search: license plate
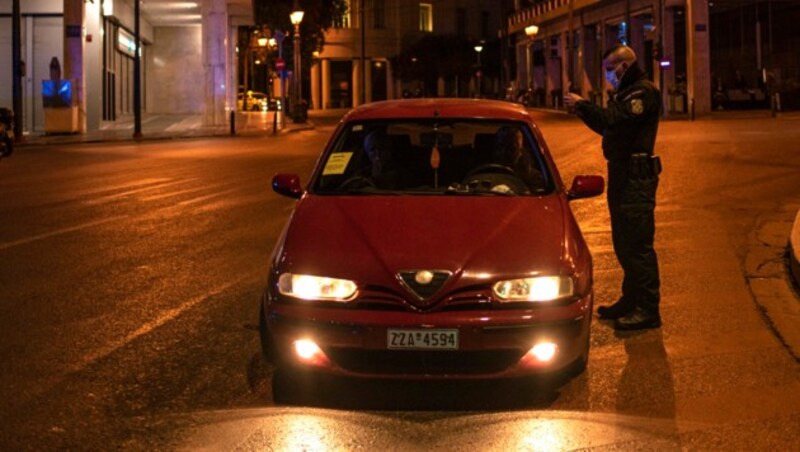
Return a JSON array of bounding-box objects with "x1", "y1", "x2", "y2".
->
[{"x1": 387, "y1": 329, "x2": 458, "y2": 350}]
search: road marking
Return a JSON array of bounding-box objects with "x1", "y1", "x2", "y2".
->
[
  {"x1": 83, "y1": 179, "x2": 192, "y2": 205},
  {"x1": 55, "y1": 177, "x2": 171, "y2": 201},
  {"x1": 0, "y1": 215, "x2": 129, "y2": 251},
  {"x1": 139, "y1": 184, "x2": 210, "y2": 201},
  {"x1": 176, "y1": 187, "x2": 241, "y2": 206},
  {"x1": 70, "y1": 276, "x2": 249, "y2": 373}
]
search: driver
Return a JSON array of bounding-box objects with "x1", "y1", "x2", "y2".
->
[{"x1": 491, "y1": 127, "x2": 545, "y2": 193}]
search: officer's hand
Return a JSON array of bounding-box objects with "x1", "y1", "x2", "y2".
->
[{"x1": 563, "y1": 93, "x2": 584, "y2": 107}]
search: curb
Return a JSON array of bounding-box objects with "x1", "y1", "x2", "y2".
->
[
  {"x1": 791, "y1": 209, "x2": 800, "y2": 290},
  {"x1": 745, "y1": 210, "x2": 800, "y2": 362},
  {"x1": 13, "y1": 122, "x2": 316, "y2": 147}
]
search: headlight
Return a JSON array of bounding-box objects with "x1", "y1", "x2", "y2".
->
[
  {"x1": 278, "y1": 273, "x2": 357, "y2": 301},
  {"x1": 493, "y1": 276, "x2": 574, "y2": 302}
]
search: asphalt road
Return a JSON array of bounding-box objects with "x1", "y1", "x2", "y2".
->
[{"x1": 1, "y1": 111, "x2": 799, "y2": 450}]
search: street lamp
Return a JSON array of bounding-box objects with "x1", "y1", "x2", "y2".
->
[
  {"x1": 525, "y1": 25, "x2": 539, "y2": 38},
  {"x1": 290, "y1": 9, "x2": 304, "y2": 122}
]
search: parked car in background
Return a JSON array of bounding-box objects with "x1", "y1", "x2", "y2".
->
[{"x1": 237, "y1": 91, "x2": 280, "y2": 112}]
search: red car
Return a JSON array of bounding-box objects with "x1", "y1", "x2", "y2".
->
[{"x1": 261, "y1": 99, "x2": 604, "y2": 379}]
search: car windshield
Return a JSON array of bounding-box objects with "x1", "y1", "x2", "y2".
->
[{"x1": 313, "y1": 119, "x2": 553, "y2": 196}]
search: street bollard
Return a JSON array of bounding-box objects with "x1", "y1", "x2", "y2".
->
[
  {"x1": 230, "y1": 110, "x2": 235, "y2": 135},
  {"x1": 272, "y1": 109, "x2": 278, "y2": 134},
  {"x1": 690, "y1": 98, "x2": 695, "y2": 121}
]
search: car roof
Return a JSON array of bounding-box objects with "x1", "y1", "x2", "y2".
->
[{"x1": 342, "y1": 98, "x2": 533, "y2": 123}]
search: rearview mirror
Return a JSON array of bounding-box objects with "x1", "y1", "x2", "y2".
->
[
  {"x1": 420, "y1": 131, "x2": 453, "y2": 147},
  {"x1": 272, "y1": 173, "x2": 303, "y2": 199},
  {"x1": 567, "y1": 175, "x2": 604, "y2": 200}
]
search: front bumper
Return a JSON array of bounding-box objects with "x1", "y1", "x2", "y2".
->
[{"x1": 262, "y1": 293, "x2": 592, "y2": 379}]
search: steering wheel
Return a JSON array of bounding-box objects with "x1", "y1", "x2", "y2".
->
[
  {"x1": 338, "y1": 175, "x2": 376, "y2": 190},
  {"x1": 463, "y1": 164, "x2": 517, "y2": 180}
]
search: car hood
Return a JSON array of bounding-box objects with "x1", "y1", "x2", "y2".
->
[{"x1": 276, "y1": 195, "x2": 567, "y2": 287}]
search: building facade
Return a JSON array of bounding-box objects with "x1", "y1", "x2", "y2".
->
[
  {"x1": 0, "y1": 0, "x2": 252, "y2": 134},
  {"x1": 509, "y1": 0, "x2": 800, "y2": 114},
  {"x1": 508, "y1": 0, "x2": 712, "y2": 114},
  {"x1": 309, "y1": 0, "x2": 508, "y2": 110}
]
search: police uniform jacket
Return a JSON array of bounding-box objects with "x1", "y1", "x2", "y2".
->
[{"x1": 574, "y1": 64, "x2": 661, "y2": 164}]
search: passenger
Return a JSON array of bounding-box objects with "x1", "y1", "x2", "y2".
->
[{"x1": 363, "y1": 129, "x2": 399, "y2": 189}]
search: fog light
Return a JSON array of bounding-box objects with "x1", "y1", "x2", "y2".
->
[
  {"x1": 292, "y1": 339, "x2": 330, "y2": 367},
  {"x1": 529, "y1": 342, "x2": 558, "y2": 363}
]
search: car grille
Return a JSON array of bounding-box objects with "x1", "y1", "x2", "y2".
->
[
  {"x1": 354, "y1": 285, "x2": 493, "y2": 312},
  {"x1": 325, "y1": 348, "x2": 524, "y2": 375},
  {"x1": 397, "y1": 271, "x2": 451, "y2": 300}
]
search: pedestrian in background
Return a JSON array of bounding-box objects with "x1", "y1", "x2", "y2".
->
[{"x1": 563, "y1": 44, "x2": 663, "y2": 331}]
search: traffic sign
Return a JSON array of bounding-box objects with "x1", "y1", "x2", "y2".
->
[{"x1": 275, "y1": 58, "x2": 285, "y2": 70}]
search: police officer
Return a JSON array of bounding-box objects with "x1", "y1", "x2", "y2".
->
[{"x1": 563, "y1": 45, "x2": 662, "y2": 330}]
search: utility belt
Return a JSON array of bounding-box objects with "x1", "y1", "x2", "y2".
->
[{"x1": 629, "y1": 153, "x2": 662, "y2": 180}]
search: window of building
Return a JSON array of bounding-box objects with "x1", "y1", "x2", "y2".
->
[
  {"x1": 456, "y1": 8, "x2": 466, "y2": 36},
  {"x1": 420, "y1": 3, "x2": 433, "y2": 32},
  {"x1": 481, "y1": 11, "x2": 490, "y2": 39},
  {"x1": 334, "y1": 0, "x2": 351, "y2": 28},
  {"x1": 374, "y1": 0, "x2": 386, "y2": 29}
]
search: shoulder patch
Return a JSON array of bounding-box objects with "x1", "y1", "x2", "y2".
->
[
  {"x1": 620, "y1": 89, "x2": 645, "y2": 102},
  {"x1": 630, "y1": 98, "x2": 644, "y2": 115}
]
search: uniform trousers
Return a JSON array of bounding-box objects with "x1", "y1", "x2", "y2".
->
[{"x1": 607, "y1": 161, "x2": 660, "y2": 313}]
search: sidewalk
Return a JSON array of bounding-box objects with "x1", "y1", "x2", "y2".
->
[{"x1": 15, "y1": 110, "x2": 333, "y2": 146}]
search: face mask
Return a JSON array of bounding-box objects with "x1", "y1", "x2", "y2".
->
[{"x1": 604, "y1": 62, "x2": 624, "y2": 89}]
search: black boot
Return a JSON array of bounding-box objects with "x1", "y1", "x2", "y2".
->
[
  {"x1": 614, "y1": 307, "x2": 661, "y2": 331},
  {"x1": 597, "y1": 297, "x2": 635, "y2": 319}
]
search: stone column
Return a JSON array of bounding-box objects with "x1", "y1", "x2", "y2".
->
[
  {"x1": 437, "y1": 76, "x2": 445, "y2": 97},
  {"x1": 385, "y1": 59, "x2": 394, "y2": 99},
  {"x1": 364, "y1": 59, "x2": 372, "y2": 103},
  {"x1": 533, "y1": 43, "x2": 546, "y2": 93},
  {"x1": 321, "y1": 58, "x2": 331, "y2": 110},
  {"x1": 662, "y1": 6, "x2": 676, "y2": 114},
  {"x1": 581, "y1": 25, "x2": 597, "y2": 99},
  {"x1": 228, "y1": 24, "x2": 237, "y2": 116},
  {"x1": 576, "y1": 26, "x2": 587, "y2": 97},
  {"x1": 544, "y1": 35, "x2": 553, "y2": 107},
  {"x1": 311, "y1": 60, "x2": 321, "y2": 110},
  {"x1": 686, "y1": 0, "x2": 711, "y2": 114},
  {"x1": 560, "y1": 30, "x2": 569, "y2": 101},
  {"x1": 79, "y1": 0, "x2": 103, "y2": 130},
  {"x1": 64, "y1": 0, "x2": 86, "y2": 132},
  {"x1": 201, "y1": 0, "x2": 228, "y2": 126},
  {"x1": 545, "y1": 35, "x2": 563, "y2": 107},
  {"x1": 352, "y1": 59, "x2": 361, "y2": 107},
  {"x1": 526, "y1": 41, "x2": 534, "y2": 90}
]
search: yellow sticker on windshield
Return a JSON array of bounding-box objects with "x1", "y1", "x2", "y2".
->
[{"x1": 322, "y1": 152, "x2": 353, "y2": 175}]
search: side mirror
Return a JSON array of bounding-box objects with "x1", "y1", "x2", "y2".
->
[
  {"x1": 272, "y1": 173, "x2": 303, "y2": 199},
  {"x1": 567, "y1": 175, "x2": 605, "y2": 200}
]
